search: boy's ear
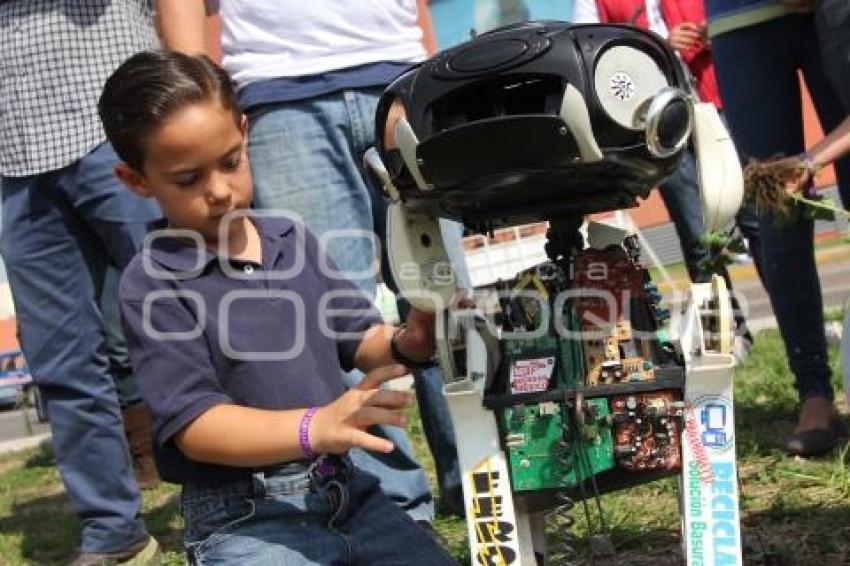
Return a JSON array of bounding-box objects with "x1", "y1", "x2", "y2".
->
[
  {"x1": 240, "y1": 113, "x2": 248, "y2": 137},
  {"x1": 114, "y1": 163, "x2": 152, "y2": 198}
]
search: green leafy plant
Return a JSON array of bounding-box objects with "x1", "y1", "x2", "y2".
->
[
  {"x1": 697, "y1": 228, "x2": 747, "y2": 278},
  {"x1": 743, "y1": 157, "x2": 842, "y2": 223}
]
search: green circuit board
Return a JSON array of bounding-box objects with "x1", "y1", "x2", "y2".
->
[
  {"x1": 504, "y1": 398, "x2": 615, "y2": 492},
  {"x1": 499, "y1": 301, "x2": 585, "y2": 392}
]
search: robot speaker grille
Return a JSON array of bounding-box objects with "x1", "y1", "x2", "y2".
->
[{"x1": 594, "y1": 45, "x2": 669, "y2": 130}]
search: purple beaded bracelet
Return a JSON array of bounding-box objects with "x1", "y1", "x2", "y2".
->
[{"x1": 299, "y1": 407, "x2": 319, "y2": 459}]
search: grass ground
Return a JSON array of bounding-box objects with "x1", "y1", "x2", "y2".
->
[{"x1": 0, "y1": 329, "x2": 848, "y2": 565}]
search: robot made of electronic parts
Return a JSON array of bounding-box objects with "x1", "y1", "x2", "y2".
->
[{"x1": 365, "y1": 21, "x2": 744, "y2": 566}]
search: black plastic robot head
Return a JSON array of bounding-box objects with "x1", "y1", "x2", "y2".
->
[{"x1": 368, "y1": 21, "x2": 694, "y2": 228}]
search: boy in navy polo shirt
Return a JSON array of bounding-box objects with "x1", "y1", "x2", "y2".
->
[{"x1": 98, "y1": 50, "x2": 456, "y2": 565}]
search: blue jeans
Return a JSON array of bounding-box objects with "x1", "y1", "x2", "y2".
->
[
  {"x1": 713, "y1": 14, "x2": 850, "y2": 401},
  {"x1": 100, "y1": 265, "x2": 142, "y2": 406},
  {"x1": 0, "y1": 142, "x2": 160, "y2": 552},
  {"x1": 246, "y1": 87, "x2": 463, "y2": 520},
  {"x1": 657, "y1": 149, "x2": 710, "y2": 283},
  {"x1": 181, "y1": 458, "x2": 456, "y2": 565}
]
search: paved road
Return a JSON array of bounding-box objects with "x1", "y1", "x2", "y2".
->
[
  {"x1": 711, "y1": 254, "x2": 850, "y2": 332},
  {"x1": 0, "y1": 406, "x2": 49, "y2": 445},
  {"x1": 657, "y1": 250, "x2": 850, "y2": 334}
]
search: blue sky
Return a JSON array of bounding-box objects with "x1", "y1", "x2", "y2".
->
[{"x1": 430, "y1": 0, "x2": 575, "y2": 49}]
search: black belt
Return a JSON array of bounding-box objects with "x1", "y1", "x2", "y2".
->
[{"x1": 183, "y1": 455, "x2": 350, "y2": 500}]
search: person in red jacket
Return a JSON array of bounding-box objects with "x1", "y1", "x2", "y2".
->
[
  {"x1": 573, "y1": 0, "x2": 757, "y2": 358},
  {"x1": 574, "y1": 0, "x2": 715, "y2": 102},
  {"x1": 578, "y1": 0, "x2": 721, "y2": 109}
]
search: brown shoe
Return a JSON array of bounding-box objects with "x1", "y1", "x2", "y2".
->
[
  {"x1": 69, "y1": 535, "x2": 161, "y2": 566},
  {"x1": 122, "y1": 403, "x2": 160, "y2": 490}
]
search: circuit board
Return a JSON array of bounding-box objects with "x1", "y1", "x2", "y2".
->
[
  {"x1": 493, "y1": 243, "x2": 685, "y2": 495},
  {"x1": 500, "y1": 328, "x2": 584, "y2": 394},
  {"x1": 504, "y1": 398, "x2": 615, "y2": 492},
  {"x1": 611, "y1": 391, "x2": 684, "y2": 471}
]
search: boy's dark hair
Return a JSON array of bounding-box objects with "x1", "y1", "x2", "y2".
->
[{"x1": 99, "y1": 50, "x2": 241, "y2": 172}]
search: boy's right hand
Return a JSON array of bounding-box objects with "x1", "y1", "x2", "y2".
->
[{"x1": 308, "y1": 364, "x2": 413, "y2": 455}]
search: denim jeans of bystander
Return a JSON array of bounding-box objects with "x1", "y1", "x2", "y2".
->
[
  {"x1": 0, "y1": 141, "x2": 160, "y2": 553},
  {"x1": 712, "y1": 14, "x2": 850, "y2": 403}
]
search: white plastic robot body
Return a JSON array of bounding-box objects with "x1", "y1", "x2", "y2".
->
[
  {"x1": 426, "y1": 224, "x2": 743, "y2": 566},
  {"x1": 366, "y1": 21, "x2": 745, "y2": 565}
]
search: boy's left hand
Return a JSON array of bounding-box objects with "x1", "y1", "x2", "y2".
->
[{"x1": 395, "y1": 308, "x2": 436, "y2": 363}]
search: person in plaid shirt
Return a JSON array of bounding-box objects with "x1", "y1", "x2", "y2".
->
[{"x1": 0, "y1": 2, "x2": 161, "y2": 563}]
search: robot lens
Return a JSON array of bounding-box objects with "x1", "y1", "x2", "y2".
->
[
  {"x1": 656, "y1": 99, "x2": 690, "y2": 151},
  {"x1": 645, "y1": 88, "x2": 692, "y2": 158}
]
